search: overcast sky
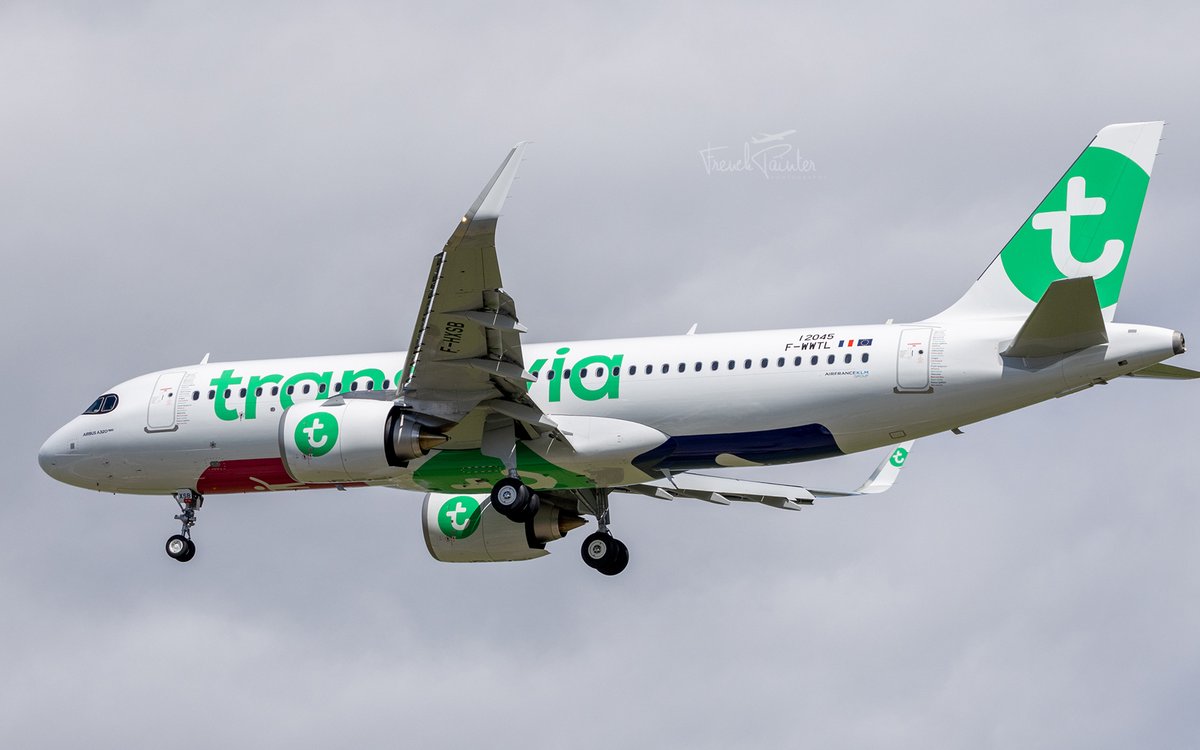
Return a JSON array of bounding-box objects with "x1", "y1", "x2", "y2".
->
[{"x1": 3, "y1": 2, "x2": 1200, "y2": 748}]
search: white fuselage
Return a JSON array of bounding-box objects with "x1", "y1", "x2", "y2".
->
[{"x1": 38, "y1": 318, "x2": 1180, "y2": 497}]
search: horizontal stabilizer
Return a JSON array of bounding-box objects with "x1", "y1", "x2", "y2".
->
[
  {"x1": 1001, "y1": 277, "x2": 1108, "y2": 358},
  {"x1": 1126, "y1": 363, "x2": 1200, "y2": 380}
]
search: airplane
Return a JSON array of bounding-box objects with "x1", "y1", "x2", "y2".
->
[
  {"x1": 38, "y1": 122, "x2": 1196, "y2": 576},
  {"x1": 750, "y1": 129, "x2": 797, "y2": 144}
]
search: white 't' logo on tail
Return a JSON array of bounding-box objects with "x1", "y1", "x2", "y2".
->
[{"x1": 1031, "y1": 176, "x2": 1125, "y2": 280}]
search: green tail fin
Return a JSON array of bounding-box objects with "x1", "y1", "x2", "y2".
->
[{"x1": 937, "y1": 122, "x2": 1164, "y2": 321}]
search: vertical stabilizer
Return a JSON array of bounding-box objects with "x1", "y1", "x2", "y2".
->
[{"x1": 934, "y1": 122, "x2": 1164, "y2": 322}]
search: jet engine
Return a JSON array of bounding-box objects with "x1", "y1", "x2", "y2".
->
[
  {"x1": 280, "y1": 400, "x2": 446, "y2": 484},
  {"x1": 423, "y1": 491, "x2": 586, "y2": 562}
]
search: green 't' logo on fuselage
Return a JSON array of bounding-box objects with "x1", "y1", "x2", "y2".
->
[
  {"x1": 295, "y1": 413, "x2": 338, "y2": 457},
  {"x1": 999, "y1": 146, "x2": 1149, "y2": 309},
  {"x1": 889, "y1": 447, "x2": 909, "y2": 467},
  {"x1": 437, "y1": 496, "x2": 482, "y2": 539}
]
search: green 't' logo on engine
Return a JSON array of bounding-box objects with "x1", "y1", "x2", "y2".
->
[
  {"x1": 295, "y1": 413, "x2": 338, "y2": 457},
  {"x1": 999, "y1": 146, "x2": 1150, "y2": 309},
  {"x1": 438, "y1": 496, "x2": 482, "y2": 539},
  {"x1": 889, "y1": 447, "x2": 909, "y2": 467}
]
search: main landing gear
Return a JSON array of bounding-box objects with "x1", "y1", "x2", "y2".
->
[
  {"x1": 488, "y1": 478, "x2": 629, "y2": 575},
  {"x1": 577, "y1": 488, "x2": 628, "y2": 576},
  {"x1": 165, "y1": 489, "x2": 202, "y2": 563},
  {"x1": 489, "y1": 476, "x2": 540, "y2": 522}
]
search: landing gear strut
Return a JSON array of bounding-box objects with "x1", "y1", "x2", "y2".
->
[
  {"x1": 165, "y1": 489, "x2": 201, "y2": 563},
  {"x1": 576, "y1": 489, "x2": 629, "y2": 576}
]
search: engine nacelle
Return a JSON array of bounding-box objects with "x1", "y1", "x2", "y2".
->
[
  {"x1": 280, "y1": 399, "x2": 445, "y2": 484},
  {"x1": 423, "y1": 492, "x2": 585, "y2": 563}
]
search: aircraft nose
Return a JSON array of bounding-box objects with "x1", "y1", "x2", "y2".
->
[{"x1": 38, "y1": 425, "x2": 75, "y2": 481}]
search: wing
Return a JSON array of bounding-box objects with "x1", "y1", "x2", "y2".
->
[
  {"x1": 398, "y1": 143, "x2": 555, "y2": 442},
  {"x1": 621, "y1": 441, "x2": 916, "y2": 510}
]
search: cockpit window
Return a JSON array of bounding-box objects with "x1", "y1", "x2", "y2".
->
[{"x1": 83, "y1": 394, "x2": 119, "y2": 415}]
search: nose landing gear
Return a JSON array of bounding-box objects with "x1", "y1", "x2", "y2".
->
[{"x1": 165, "y1": 489, "x2": 202, "y2": 563}]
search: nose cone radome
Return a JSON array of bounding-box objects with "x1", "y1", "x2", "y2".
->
[{"x1": 38, "y1": 424, "x2": 79, "y2": 484}]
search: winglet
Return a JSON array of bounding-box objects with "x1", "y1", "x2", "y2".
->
[
  {"x1": 463, "y1": 142, "x2": 528, "y2": 225},
  {"x1": 854, "y1": 441, "x2": 915, "y2": 494}
]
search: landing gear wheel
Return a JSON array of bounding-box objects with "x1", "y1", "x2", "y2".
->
[
  {"x1": 166, "y1": 534, "x2": 193, "y2": 562},
  {"x1": 490, "y1": 477, "x2": 540, "y2": 522},
  {"x1": 581, "y1": 531, "x2": 628, "y2": 575}
]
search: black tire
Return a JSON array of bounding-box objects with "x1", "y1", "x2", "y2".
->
[
  {"x1": 490, "y1": 477, "x2": 526, "y2": 518},
  {"x1": 599, "y1": 539, "x2": 629, "y2": 576},
  {"x1": 179, "y1": 539, "x2": 196, "y2": 563},
  {"x1": 165, "y1": 534, "x2": 189, "y2": 561},
  {"x1": 509, "y1": 487, "x2": 540, "y2": 522},
  {"x1": 581, "y1": 531, "x2": 618, "y2": 569}
]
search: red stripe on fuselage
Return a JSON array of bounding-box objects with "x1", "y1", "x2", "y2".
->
[{"x1": 197, "y1": 457, "x2": 364, "y2": 494}]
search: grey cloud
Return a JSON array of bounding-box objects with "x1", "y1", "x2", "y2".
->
[{"x1": 3, "y1": 1, "x2": 1200, "y2": 748}]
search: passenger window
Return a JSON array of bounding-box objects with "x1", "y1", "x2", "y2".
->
[
  {"x1": 645, "y1": 365, "x2": 653, "y2": 375},
  {"x1": 827, "y1": 355, "x2": 835, "y2": 365},
  {"x1": 239, "y1": 388, "x2": 247, "y2": 398},
  {"x1": 677, "y1": 363, "x2": 686, "y2": 373},
  {"x1": 271, "y1": 386, "x2": 279, "y2": 396},
  {"x1": 531, "y1": 371, "x2": 540, "y2": 379},
  {"x1": 760, "y1": 358, "x2": 768, "y2": 368},
  {"x1": 225, "y1": 389, "x2": 232, "y2": 399},
  {"x1": 777, "y1": 357, "x2": 785, "y2": 367},
  {"x1": 334, "y1": 383, "x2": 342, "y2": 393},
  {"x1": 711, "y1": 361, "x2": 718, "y2": 371},
  {"x1": 255, "y1": 387, "x2": 263, "y2": 397},
  {"x1": 744, "y1": 359, "x2": 751, "y2": 369},
  {"x1": 612, "y1": 367, "x2": 619, "y2": 377},
  {"x1": 564, "y1": 369, "x2": 572, "y2": 379},
  {"x1": 192, "y1": 391, "x2": 200, "y2": 401},
  {"x1": 548, "y1": 370, "x2": 556, "y2": 380},
  {"x1": 208, "y1": 390, "x2": 215, "y2": 400},
  {"x1": 810, "y1": 356, "x2": 818, "y2": 366},
  {"x1": 303, "y1": 384, "x2": 312, "y2": 394},
  {"x1": 350, "y1": 382, "x2": 359, "y2": 391},
  {"x1": 727, "y1": 360, "x2": 735, "y2": 370},
  {"x1": 694, "y1": 362, "x2": 702, "y2": 372},
  {"x1": 580, "y1": 368, "x2": 589, "y2": 379},
  {"x1": 862, "y1": 353, "x2": 870, "y2": 363},
  {"x1": 661, "y1": 364, "x2": 669, "y2": 374},
  {"x1": 629, "y1": 365, "x2": 637, "y2": 376},
  {"x1": 844, "y1": 353, "x2": 852, "y2": 364},
  {"x1": 793, "y1": 356, "x2": 802, "y2": 366},
  {"x1": 320, "y1": 383, "x2": 328, "y2": 393},
  {"x1": 366, "y1": 380, "x2": 374, "y2": 390},
  {"x1": 382, "y1": 380, "x2": 390, "y2": 390}
]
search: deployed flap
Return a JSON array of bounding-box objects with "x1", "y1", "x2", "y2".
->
[
  {"x1": 624, "y1": 442, "x2": 915, "y2": 509},
  {"x1": 1001, "y1": 277, "x2": 1108, "y2": 358},
  {"x1": 398, "y1": 144, "x2": 552, "y2": 439},
  {"x1": 1126, "y1": 363, "x2": 1200, "y2": 380}
]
